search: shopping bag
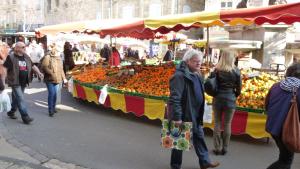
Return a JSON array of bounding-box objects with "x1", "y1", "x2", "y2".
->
[
  {"x1": 0, "y1": 91, "x2": 11, "y2": 113},
  {"x1": 67, "y1": 77, "x2": 74, "y2": 93},
  {"x1": 56, "y1": 83, "x2": 62, "y2": 104},
  {"x1": 282, "y1": 88, "x2": 300, "y2": 153},
  {"x1": 203, "y1": 103, "x2": 213, "y2": 123},
  {"x1": 161, "y1": 119, "x2": 193, "y2": 151}
]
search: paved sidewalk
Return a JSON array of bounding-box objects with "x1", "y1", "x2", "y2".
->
[
  {"x1": 1, "y1": 117, "x2": 90, "y2": 169},
  {"x1": 1, "y1": 103, "x2": 89, "y2": 169},
  {"x1": 0, "y1": 156, "x2": 48, "y2": 169},
  {"x1": 0, "y1": 114, "x2": 48, "y2": 169}
]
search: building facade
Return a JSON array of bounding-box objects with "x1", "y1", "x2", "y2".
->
[
  {"x1": 204, "y1": 0, "x2": 299, "y2": 68},
  {"x1": 43, "y1": 0, "x2": 205, "y2": 24},
  {"x1": 43, "y1": 0, "x2": 205, "y2": 38},
  {"x1": 0, "y1": 0, "x2": 44, "y2": 33},
  {"x1": 205, "y1": 0, "x2": 287, "y2": 11}
]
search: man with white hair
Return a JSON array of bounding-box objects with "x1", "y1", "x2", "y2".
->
[
  {"x1": 4, "y1": 41, "x2": 44, "y2": 124},
  {"x1": 168, "y1": 49, "x2": 220, "y2": 169}
]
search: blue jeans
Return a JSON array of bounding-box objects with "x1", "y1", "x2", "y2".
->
[
  {"x1": 170, "y1": 125, "x2": 211, "y2": 169},
  {"x1": 46, "y1": 83, "x2": 58, "y2": 113},
  {"x1": 11, "y1": 85, "x2": 28, "y2": 117},
  {"x1": 267, "y1": 135, "x2": 294, "y2": 169}
]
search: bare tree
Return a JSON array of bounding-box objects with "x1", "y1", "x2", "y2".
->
[{"x1": 236, "y1": 0, "x2": 248, "y2": 8}]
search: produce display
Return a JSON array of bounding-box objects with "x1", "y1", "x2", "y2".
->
[
  {"x1": 71, "y1": 64, "x2": 281, "y2": 111},
  {"x1": 237, "y1": 70, "x2": 279, "y2": 109},
  {"x1": 73, "y1": 67, "x2": 107, "y2": 83},
  {"x1": 72, "y1": 63, "x2": 175, "y2": 97}
]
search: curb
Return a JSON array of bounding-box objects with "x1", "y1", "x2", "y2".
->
[
  {"x1": 0, "y1": 156, "x2": 49, "y2": 169},
  {"x1": 0, "y1": 114, "x2": 89, "y2": 169}
]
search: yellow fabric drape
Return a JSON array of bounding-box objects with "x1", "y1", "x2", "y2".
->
[
  {"x1": 83, "y1": 86, "x2": 99, "y2": 104},
  {"x1": 245, "y1": 113, "x2": 270, "y2": 139},
  {"x1": 73, "y1": 84, "x2": 78, "y2": 98},
  {"x1": 145, "y1": 11, "x2": 222, "y2": 29},
  {"x1": 109, "y1": 93, "x2": 127, "y2": 113},
  {"x1": 144, "y1": 98, "x2": 165, "y2": 120}
]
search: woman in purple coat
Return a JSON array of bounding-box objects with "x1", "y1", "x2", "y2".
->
[{"x1": 265, "y1": 63, "x2": 300, "y2": 169}]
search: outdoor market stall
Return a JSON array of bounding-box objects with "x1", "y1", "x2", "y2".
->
[
  {"x1": 67, "y1": 62, "x2": 280, "y2": 139},
  {"x1": 66, "y1": 2, "x2": 300, "y2": 139}
]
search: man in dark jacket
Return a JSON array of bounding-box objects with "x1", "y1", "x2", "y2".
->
[
  {"x1": 169, "y1": 49, "x2": 219, "y2": 169},
  {"x1": 4, "y1": 42, "x2": 43, "y2": 124}
]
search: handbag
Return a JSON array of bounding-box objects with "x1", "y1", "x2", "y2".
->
[
  {"x1": 282, "y1": 87, "x2": 300, "y2": 153},
  {"x1": 204, "y1": 71, "x2": 218, "y2": 97},
  {"x1": 161, "y1": 119, "x2": 192, "y2": 151}
]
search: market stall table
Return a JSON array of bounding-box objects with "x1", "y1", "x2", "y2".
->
[{"x1": 70, "y1": 79, "x2": 270, "y2": 139}]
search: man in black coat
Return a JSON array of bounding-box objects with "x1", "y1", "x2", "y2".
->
[{"x1": 169, "y1": 49, "x2": 219, "y2": 169}]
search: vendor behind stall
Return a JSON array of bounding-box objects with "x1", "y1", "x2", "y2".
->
[{"x1": 163, "y1": 45, "x2": 173, "y2": 61}]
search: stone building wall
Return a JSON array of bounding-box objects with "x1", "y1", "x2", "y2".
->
[
  {"x1": 0, "y1": 0, "x2": 44, "y2": 32},
  {"x1": 44, "y1": 0, "x2": 204, "y2": 23}
]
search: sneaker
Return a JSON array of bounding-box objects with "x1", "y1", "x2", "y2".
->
[
  {"x1": 22, "y1": 116, "x2": 34, "y2": 124},
  {"x1": 7, "y1": 111, "x2": 17, "y2": 119}
]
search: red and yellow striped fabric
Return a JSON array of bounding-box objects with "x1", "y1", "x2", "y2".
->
[
  {"x1": 72, "y1": 83, "x2": 270, "y2": 138},
  {"x1": 100, "y1": 2, "x2": 300, "y2": 39}
]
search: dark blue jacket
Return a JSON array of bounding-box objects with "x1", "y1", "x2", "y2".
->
[
  {"x1": 265, "y1": 83, "x2": 300, "y2": 136},
  {"x1": 168, "y1": 61, "x2": 205, "y2": 125}
]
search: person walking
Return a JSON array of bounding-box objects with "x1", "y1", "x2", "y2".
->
[
  {"x1": 211, "y1": 51, "x2": 242, "y2": 155},
  {"x1": 168, "y1": 49, "x2": 220, "y2": 169},
  {"x1": 265, "y1": 63, "x2": 300, "y2": 169},
  {"x1": 41, "y1": 44, "x2": 67, "y2": 117},
  {"x1": 28, "y1": 41, "x2": 44, "y2": 81},
  {"x1": 0, "y1": 41, "x2": 9, "y2": 91},
  {"x1": 4, "y1": 42, "x2": 44, "y2": 124}
]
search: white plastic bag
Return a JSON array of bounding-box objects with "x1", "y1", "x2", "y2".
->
[
  {"x1": 0, "y1": 91, "x2": 11, "y2": 113},
  {"x1": 56, "y1": 83, "x2": 62, "y2": 104},
  {"x1": 99, "y1": 84, "x2": 108, "y2": 104},
  {"x1": 203, "y1": 103, "x2": 213, "y2": 124},
  {"x1": 68, "y1": 77, "x2": 74, "y2": 93}
]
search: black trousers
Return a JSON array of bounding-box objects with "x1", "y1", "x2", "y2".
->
[{"x1": 267, "y1": 135, "x2": 294, "y2": 169}]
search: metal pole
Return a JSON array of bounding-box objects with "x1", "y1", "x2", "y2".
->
[
  {"x1": 110, "y1": 36, "x2": 112, "y2": 47},
  {"x1": 206, "y1": 26, "x2": 210, "y2": 65}
]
